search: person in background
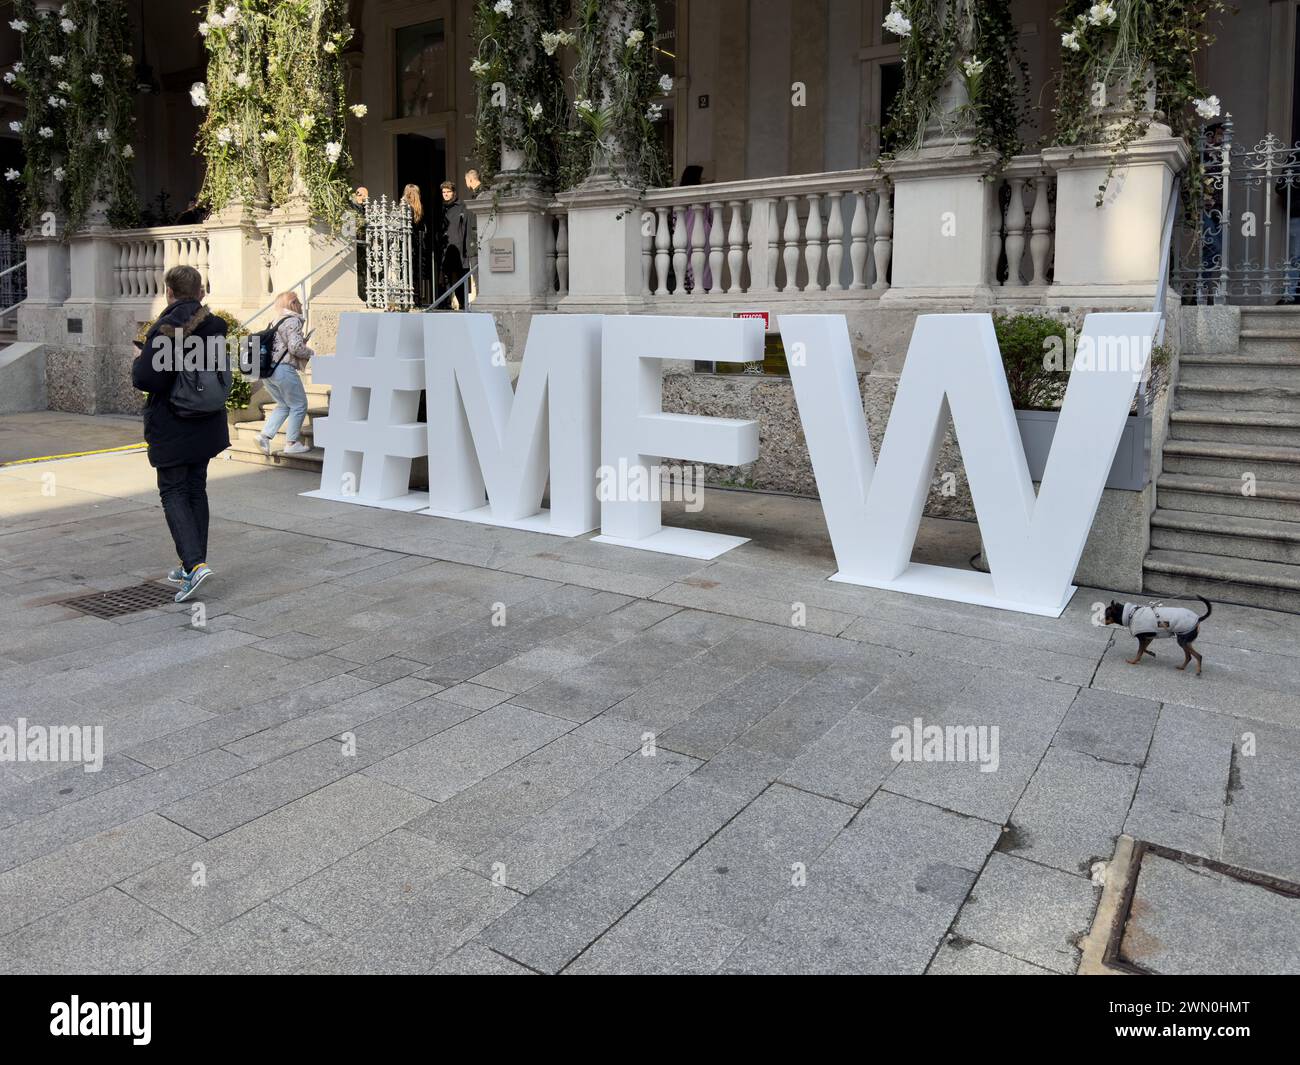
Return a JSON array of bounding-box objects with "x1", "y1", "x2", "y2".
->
[
  {"x1": 463, "y1": 169, "x2": 481, "y2": 301},
  {"x1": 176, "y1": 196, "x2": 206, "y2": 226},
  {"x1": 464, "y1": 168, "x2": 482, "y2": 198},
  {"x1": 402, "y1": 183, "x2": 431, "y2": 304},
  {"x1": 436, "y1": 179, "x2": 469, "y2": 310},
  {"x1": 131, "y1": 265, "x2": 229, "y2": 603},
  {"x1": 255, "y1": 291, "x2": 315, "y2": 458},
  {"x1": 351, "y1": 186, "x2": 369, "y2": 302}
]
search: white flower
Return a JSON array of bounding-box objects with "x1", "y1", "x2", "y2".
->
[
  {"x1": 349, "y1": 103, "x2": 367, "y2": 118},
  {"x1": 527, "y1": 101, "x2": 542, "y2": 120},
  {"x1": 470, "y1": 58, "x2": 489, "y2": 76},
  {"x1": 1087, "y1": 2, "x2": 1118, "y2": 27},
  {"x1": 625, "y1": 28, "x2": 645, "y2": 47},
  {"x1": 1194, "y1": 95, "x2": 1221, "y2": 120},
  {"x1": 53, "y1": 166, "x2": 65, "y2": 181},
  {"x1": 234, "y1": 72, "x2": 251, "y2": 89},
  {"x1": 57, "y1": 80, "x2": 71, "y2": 92},
  {"x1": 299, "y1": 113, "x2": 315, "y2": 130},
  {"x1": 49, "y1": 55, "x2": 65, "y2": 68},
  {"x1": 12, "y1": 62, "x2": 23, "y2": 74},
  {"x1": 8, "y1": 121, "x2": 20, "y2": 132},
  {"x1": 208, "y1": 13, "x2": 225, "y2": 30},
  {"x1": 659, "y1": 74, "x2": 674, "y2": 93},
  {"x1": 646, "y1": 102, "x2": 663, "y2": 121},
  {"x1": 1061, "y1": 30, "x2": 1081, "y2": 51},
  {"x1": 493, "y1": 0, "x2": 513, "y2": 15},
  {"x1": 222, "y1": 4, "x2": 239, "y2": 23},
  {"x1": 9, "y1": 19, "x2": 27, "y2": 33},
  {"x1": 541, "y1": 31, "x2": 562, "y2": 55},
  {"x1": 190, "y1": 82, "x2": 208, "y2": 108},
  {"x1": 198, "y1": 20, "x2": 209, "y2": 36},
  {"x1": 883, "y1": 2, "x2": 911, "y2": 38},
  {"x1": 575, "y1": 98, "x2": 594, "y2": 114},
  {"x1": 962, "y1": 57, "x2": 987, "y2": 78},
  {"x1": 60, "y1": 17, "x2": 75, "y2": 33},
  {"x1": 216, "y1": 126, "x2": 233, "y2": 145},
  {"x1": 122, "y1": 144, "x2": 134, "y2": 158},
  {"x1": 47, "y1": 95, "x2": 66, "y2": 109},
  {"x1": 325, "y1": 140, "x2": 342, "y2": 163},
  {"x1": 261, "y1": 129, "x2": 279, "y2": 143},
  {"x1": 324, "y1": 41, "x2": 336, "y2": 53},
  {"x1": 4, "y1": 169, "x2": 19, "y2": 181},
  {"x1": 96, "y1": 128, "x2": 111, "y2": 143},
  {"x1": 90, "y1": 72, "x2": 104, "y2": 87},
  {"x1": 2, "y1": 73, "x2": 12, "y2": 85},
  {"x1": 38, "y1": 127, "x2": 53, "y2": 139}
]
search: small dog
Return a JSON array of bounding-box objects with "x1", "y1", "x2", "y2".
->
[{"x1": 1103, "y1": 595, "x2": 1212, "y2": 675}]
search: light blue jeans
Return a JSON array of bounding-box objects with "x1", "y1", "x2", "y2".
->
[{"x1": 260, "y1": 362, "x2": 308, "y2": 443}]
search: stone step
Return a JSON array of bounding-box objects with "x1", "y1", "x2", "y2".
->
[
  {"x1": 1178, "y1": 353, "x2": 1300, "y2": 388},
  {"x1": 222, "y1": 437, "x2": 324, "y2": 472},
  {"x1": 1143, "y1": 549, "x2": 1300, "y2": 615},
  {"x1": 1161, "y1": 440, "x2": 1300, "y2": 483},
  {"x1": 1168, "y1": 409, "x2": 1300, "y2": 446},
  {"x1": 1175, "y1": 382, "x2": 1300, "y2": 415},
  {"x1": 1238, "y1": 329, "x2": 1300, "y2": 357},
  {"x1": 1156, "y1": 472, "x2": 1300, "y2": 523},
  {"x1": 1238, "y1": 306, "x2": 1300, "y2": 333},
  {"x1": 1150, "y1": 508, "x2": 1300, "y2": 565}
]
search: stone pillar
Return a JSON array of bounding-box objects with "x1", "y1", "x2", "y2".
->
[
  {"x1": 1042, "y1": 135, "x2": 1189, "y2": 303},
  {"x1": 881, "y1": 148, "x2": 999, "y2": 304},
  {"x1": 467, "y1": 187, "x2": 555, "y2": 311},
  {"x1": 17, "y1": 234, "x2": 70, "y2": 344},
  {"x1": 554, "y1": 180, "x2": 645, "y2": 306},
  {"x1": 205, "y1": 202, "x2": 272, "y2": 323}
]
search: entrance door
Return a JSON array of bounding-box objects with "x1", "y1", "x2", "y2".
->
[{"x1": 395, "y1": 130, "x2": 446, "y2": 306}]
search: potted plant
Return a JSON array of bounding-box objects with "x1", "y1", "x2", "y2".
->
[{"x1": 993, "y1": 310, "x2": 1155, "y2": 491}]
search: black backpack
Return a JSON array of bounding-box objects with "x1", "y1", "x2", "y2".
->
[
  {"x1": 249, "y1": 316, "x2": 292, "y2": 379},
  {"x1": 168, "y1": 316, "x2": 233, "y2": 418}
]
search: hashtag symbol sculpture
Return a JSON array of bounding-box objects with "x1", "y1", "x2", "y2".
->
[{"x1": 303, "y1": 312, "x2": 430, "y2": 512}]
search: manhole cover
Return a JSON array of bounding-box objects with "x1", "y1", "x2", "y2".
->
[
  {"x1": 58, "y1": 582, "x2": 177, "y2": 619},
  {"x1": 1085, "y1": 837, "x2": 1300, "y2": 975}
]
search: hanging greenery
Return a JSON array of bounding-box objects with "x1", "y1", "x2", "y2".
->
[
  {"x1": 565, "y1": 0, "x2": 666, "y2": 189},
  {"x1": 878, "y1": 0, "x2": 1027, "y2": 170},
  {"x1": 470, "y1": 0, "x2": 569, "y2": 189},
  {"x1": 7, "y1": 0, "x2": 139, "y2": 231},
  {"x1": 196, "y1": 0, "x2": 358, "y2": 228}
]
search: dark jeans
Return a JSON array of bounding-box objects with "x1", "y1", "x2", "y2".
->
[
  {"x1": 157, "y1": 462, "x2": 210, "y2": 572},
  {"x1": 440, "y1": 250, "x2": 468, "y2": 310}
]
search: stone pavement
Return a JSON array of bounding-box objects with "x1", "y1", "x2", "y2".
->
[{"x1": 1, "y1": 442, "x2": 1298, "y2": 975}]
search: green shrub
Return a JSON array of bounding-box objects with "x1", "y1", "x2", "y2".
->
[{"x1": 992, "y1": 311, "x2": 1072, "y2": 411}]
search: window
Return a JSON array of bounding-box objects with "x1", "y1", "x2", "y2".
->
[{"x1": 395, "y1": 20, "x2": 448, "y2": 117}]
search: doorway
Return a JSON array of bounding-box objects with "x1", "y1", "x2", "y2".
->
[{"x1": 395, "y1": 130, "x2": 446, "y2": 305}]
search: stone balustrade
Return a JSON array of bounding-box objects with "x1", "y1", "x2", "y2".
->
[
  {"x1": 112, "y1": 226, "x2": 211, "y2": 299},
  {"x1": 639, "y1": 170, "x2": 893, "y2": 297}
]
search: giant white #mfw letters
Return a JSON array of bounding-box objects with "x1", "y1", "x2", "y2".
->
[
  {"x1": 422, "y1": 313, "x2": 602, "y2": 535},
  {"x1": 307, "y1": 309, "x2": 1157, "y2": 617}
]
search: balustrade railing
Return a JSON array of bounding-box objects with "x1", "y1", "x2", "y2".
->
[
  {"x1": 545, "y1": 208, "x2": 569, "y2": 296},
  {"x1": 113, "y1": 226, "x2": 210, "y2": 298},
  {"x1": 989, "y1": 157, "x2": 1056, "y2": 289},
  {"x1": 639, "y1": 171, "x2": 893, "y2": 296}
]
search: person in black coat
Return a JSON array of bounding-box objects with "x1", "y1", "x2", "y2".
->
[
  {"x1": 131, "y1": 265, "x2": 230, "y2": 600},
  {"x1": 436, "y1": 180, "x2": 470, "y2": 310}
]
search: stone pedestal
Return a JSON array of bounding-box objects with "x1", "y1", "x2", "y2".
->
[
  {"x1": 555, "y1": 178, "x2": 646, "y2": 306},
  {"x1": 1043, "y1": 134, "x2": 1189, "y2": 303},
  {"x1": 881, "y1": 148, "x2": 999, "y2": 303},
  {"x1": 205, "y1": 202, "x2": 273, "y2": 322},
  {"x1": 468, "y1": 185, "x2": 556, "y2": 311}
]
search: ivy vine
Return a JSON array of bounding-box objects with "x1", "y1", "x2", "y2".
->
[{"x1": 7, "y1": 0, "x2": 139, "y2": 231}]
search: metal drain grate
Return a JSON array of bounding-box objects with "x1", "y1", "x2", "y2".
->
[{"x1": 58, "y1": 582, "x2": 177, "y2": 619}]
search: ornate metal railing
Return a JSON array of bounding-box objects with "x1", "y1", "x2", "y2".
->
[
  {"x1": 363, "y1": 195, "x2": 414, "y2": 310},
  {"x1": 1173, "y1": 115, "x2": 1300, "y2": 304},
  {"x1": 0, "y1": 231, "x2": 25, "y2": 325}
]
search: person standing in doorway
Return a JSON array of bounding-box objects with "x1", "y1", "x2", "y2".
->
[
  {"x1": 131, "y1": 265, "x2": 229, "y2": 603},
  {"x1": 402, "y1": 183, "x2": 431, "y2": 305},
  {"x1": 255, "y1": 292, "x2": 316, "y2": 458},
  {"x1": 436, "y1": 179, "x2": 469, "y2": 309}
]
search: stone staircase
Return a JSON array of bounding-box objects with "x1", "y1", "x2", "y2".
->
[
  {"x1": 1145, "y1": 306, "x2": 1300, "y2": 613},
  {"x1": 225, "y1": 376, "x2": 329, "y2": 473}
]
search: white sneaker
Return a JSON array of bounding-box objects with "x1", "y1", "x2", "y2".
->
[
  {"x1": 256, "y1": 434, "x2": 272, "y2": 456},
  {"x1": 282, "y1": 440, "x2": 311, "y2": 455}
]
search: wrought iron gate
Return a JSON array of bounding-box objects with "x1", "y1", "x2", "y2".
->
[
  {"x1": 362, "y1": 195, "x2": 414, "y2": 311},
  {"x1": 1174, "y1": 115, "x2": 1300, "y2": 304},
  {"x1": 0, "y1": 230, "x2": 26, "y2": 325}
]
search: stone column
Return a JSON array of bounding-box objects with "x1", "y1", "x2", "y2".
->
[
  {"x1": 554, "y1": 180, "x2": 645, "y2": 308},
  {"x1": 1042, "y1": 135, "x2": 1189, "y2": 303}
]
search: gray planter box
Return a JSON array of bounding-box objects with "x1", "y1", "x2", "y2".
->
[{"x1": 1016, "y1": 409, "x2": 1151, "y2": 491}]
